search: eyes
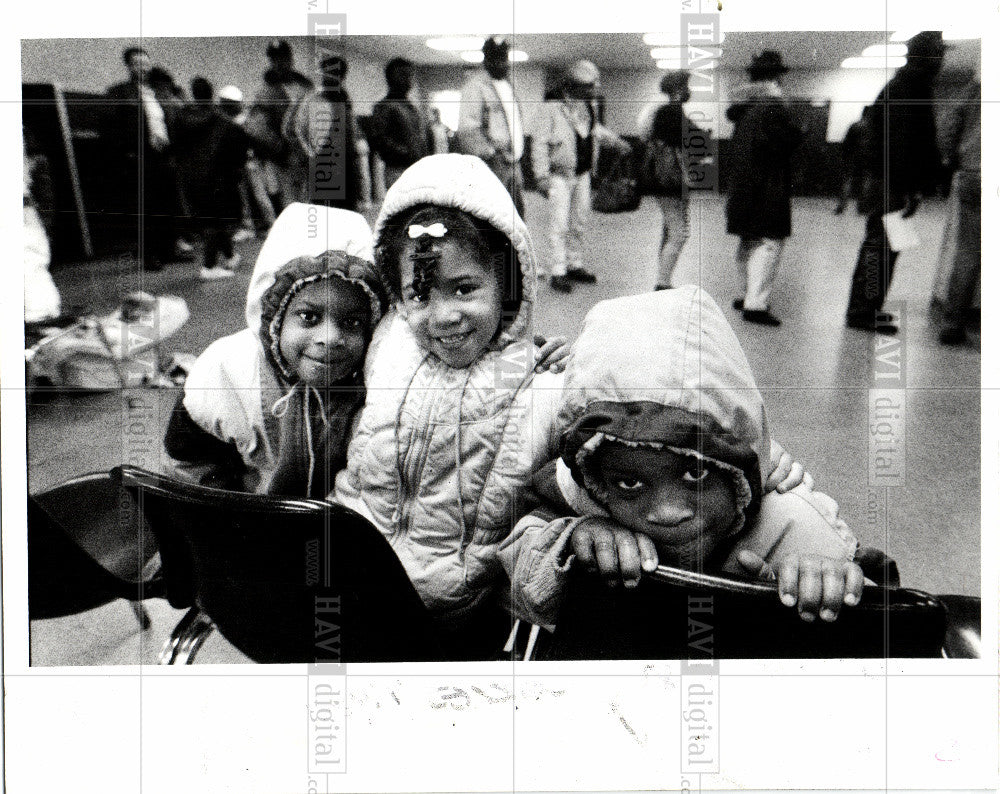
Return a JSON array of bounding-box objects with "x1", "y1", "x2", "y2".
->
[
  {"x1": 405, "y1": 282, "x2": 480, "y2": 304},
  {"x1": 610, "y1": 464, "x2": 710, "y2": 496},
  {"x1": 295, "y1": 310, "x2": 365, "y2": 332}
]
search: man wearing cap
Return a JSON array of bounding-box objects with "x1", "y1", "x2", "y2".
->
[
  {"x1": 725, "y1": 50, "x2": 803, "y2": 327},
  {"x1": 531, "y1": 59, "x2": 623, "y2": 292},
  {"x1": 845, "y1": 31, "x2": 946, "y2": 334},
  {"x1": 247, "y1": 39, "x2": 313, "y2": 213},
  {"x1": 457, "y1": 36, "x2": 527, "y2": 215}
]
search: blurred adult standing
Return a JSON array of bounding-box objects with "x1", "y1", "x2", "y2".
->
[
  {"x1": 457, "y1": 36, "x2": 526, "y2": 215},
  {"x1": 531, "y1": 59, "x2": 624, "y2": 292},
  {"x1": 844, "y1": 31, "x2": 946, "y2": 334},
  {"x1": 647, "y1": 70, "x2": 704, "y2": 291},
  {"x1": 934, "y1": 69, "x2": 980, "y2": 345},
  {"x1": 247, "y1": 39, "x2": 313, "y2": 213},
  {"x1": 369, "y1": 58, "x2": 431, "y2": 191},
  {"x1": 105, "y1": 46, "x2": 177, "y2": 271},
  {"x1": 288, "y1": 55, "x2": 362, "y2": 211},
  {"x1": 725, "y1": 50, "x2": 802, "y2": 327}
]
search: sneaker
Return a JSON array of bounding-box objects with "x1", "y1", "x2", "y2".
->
[
  {"x1": 199, "y1": 266, "x2": 235, "y2": 281},
  {"x1": 654, "y1": 284, "x2": 672, "y2": 291},
  {"x1": 732, "y1": 299, "x2": 744, "y2": 311},
  {"x1": 176, "y1": 239, "x2": 195, "y2": 254},
  {"x1": 221, "y1": 253, "x2": 242, "y2": 271},
  {"x1": 232, "y1": 228, "x2": 253, "y2": 243},
  {"x1": 742, "y1": 309, "x2": 781, "y2": 327},
  {"x1": 549, "y1": 275, "x2": 573, "y2": 293},
  {"x1": 566, "y1": 267, "x2": 597, "y2": 284},
  {"x1": 939, "y1": 326, "x2": 966, "y2": 345}
]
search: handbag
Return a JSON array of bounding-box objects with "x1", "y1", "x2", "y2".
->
[
  {"x1": 640, "y1": 138, "x2": 684, "y2": 195},
  {"x1": 591, "y1": 154, "x2": 640, "y2": 213}
]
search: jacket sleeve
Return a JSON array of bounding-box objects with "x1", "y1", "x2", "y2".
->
[
  {"x1": 163, "y1": 393, "x2": 248, "y2": 491},
  {"x1": 497, "y1": 509, "x2": 582, "y2": 631},
  {"x1": 721, "y1": 484, "x2": 859, "y2": 576},
  {"x1": 456, "y1": 80, "x2": 496, "y2": 160},
  {"x1": 529, "y1": 104, "x2": 552, "y2": 183}
]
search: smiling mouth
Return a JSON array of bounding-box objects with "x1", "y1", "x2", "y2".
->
[{"x1": 435, "y1": 332, "x2": 471, "y2": 349}]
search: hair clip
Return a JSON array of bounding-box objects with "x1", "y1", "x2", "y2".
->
[{"x1": 408, "y1": 222, "x2": 448, "y2": 239}]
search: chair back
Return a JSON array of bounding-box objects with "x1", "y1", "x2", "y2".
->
[
  {"x1": 115, "y1": 466, "x2": 442, "y2": 663},
  {"x1": 542, "y1": 565, "x2": 949, "y2": 660},
  {"x1": 30, "y1": 471, "x2": 161, "y2": 618}
]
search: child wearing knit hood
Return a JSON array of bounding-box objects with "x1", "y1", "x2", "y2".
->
[
  {"x1": 499, "y1": 288, "x2": 868, "y2": 631},
  {"x1": 165, "y1": 203, "x2": 388, "y2": 498}
]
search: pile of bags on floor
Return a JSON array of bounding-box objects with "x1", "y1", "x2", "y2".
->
[{"x1": 26, "y1": 292, "x2": 192, "y2": 391}]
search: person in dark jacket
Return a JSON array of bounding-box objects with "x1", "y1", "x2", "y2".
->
[
  {"x1": 104, "y1": 46, "x2": 179, "y2": 271},
  {"x1": 834, "y1": 106, "x2": 872, "y2": 215},
  {"x1": 844, "y1": 31, "x2": 946, "y2": 334},
  {"x1": 725, "y1": 50, "x2": 803, "y2": 327},
  {"x1": 172, "y1": 77, "x2": 250, "y2": 279},
  {"x1": 369, "y1": 58, "x2": 431, "y2": 191}
]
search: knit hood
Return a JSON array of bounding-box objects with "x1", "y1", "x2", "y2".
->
[
  {"x1": 373, "y1": 153, "x2": 537, "y2": 348},
  {"x1": 556, "y1": 286, "x2": 771, "y2": 533}
]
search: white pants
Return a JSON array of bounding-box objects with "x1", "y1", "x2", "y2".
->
[
  {"x1": 735, "y1": 237, "x2": 784, "y2": 311},
  {"x1": 548, "y1": 172, "x2": 590, "y2": 277},
  {"x1": 24, "y1": 206, "x2": 60, "y2": 324},
  {"x1": 655, "y1": 195, "x2": 690, "y2": 287}
]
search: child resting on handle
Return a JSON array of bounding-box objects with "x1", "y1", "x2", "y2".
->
[{"x1": 499, "y1": 287, "x2": 872, "y2": 632}]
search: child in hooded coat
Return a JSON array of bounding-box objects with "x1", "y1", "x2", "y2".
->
[
  {"x1": 164, "y1": 203, "x2": 388, "y2": 497},
  {"x1": 499, "y1": 287, "x2": 875, "y2": 632}
]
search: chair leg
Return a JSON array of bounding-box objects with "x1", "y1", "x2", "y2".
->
[
  {"x1": 159, "y1": 607, "x2": 204, "y2": 664},
  {"x1": 129, "y1": 600, "x2": 151, "y2": 630},
  {"x1": 174, "y1": 613, "x2": 216, "y2": 665}
]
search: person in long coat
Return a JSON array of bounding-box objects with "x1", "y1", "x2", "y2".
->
[
  {"x1": 844, "y1": 31, "x2": 946, "y2": 334},
  {"x1": 725, "y1": 50, "x2": 802, "y2": 327}
]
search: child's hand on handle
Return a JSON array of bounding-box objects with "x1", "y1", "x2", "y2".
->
[
  {"x1": 766, "y1": 439, "x2": 814, "y2": 493},
  {"x1": 534, "y1": 334, "x2": 571, "y2": 374},
  {"x1": 737, "y1": 550, "x2": 864, "y2": 623},
  {"x1": 570, "y1": 517, "x2": 659, "y2": 589}
]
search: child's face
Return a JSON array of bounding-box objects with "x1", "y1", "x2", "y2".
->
[
  {"x1": 278, "y1": 279, "x2": 370, "y2": 388},
  {"x1": 595, "y1": 443, "x2": 739, "y2": 568},
  {"x1": 399, "y1": 238, "x2": 502, "y2": 369}
]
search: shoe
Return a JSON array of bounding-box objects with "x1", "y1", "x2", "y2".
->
[
  {"x1": 732, "y1": 299, "x2": 744, "y2": 311},
  {"x1": 232, "y1": 228, "x2": 253, "y2": 243},
  {"x1": 199, "y1": 266, "x2": 235, "y2": 281},
  {"x1": 549, "y1": 275, "x2": 573, "y2": 293},
  {"x1": 846, "y1": 315, "x2": 898, "y2": 334},
  {"x1": 566, "y1": 267, "x2": 597, "y2": 284},
  {"x1": 654, "y1": 284, "x2": 671, "y2": 291},
  {"x1": 939, "y1": 326, "x2": 966, "y2": 345},
  {"x1": 221, "y1": 253, "x2": 242, "y2": 271},
  {"x1": 742, "y1": 309, "x2": 781, "y2": 327}
]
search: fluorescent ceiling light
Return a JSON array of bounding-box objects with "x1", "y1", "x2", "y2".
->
[
  {"x1": 841, "y1": 56, "x2": 906, "y2": 69},
  {"x1": 650, "y1": 47, "x2": 683, "y2": 59},
  {"x1": 460, "y1": 50, "x2": 484, "y2": 63},
  {"x1": 427, "y1": 36, "x2": 485, "y2": 51},
  {"x1": 889, "y1": 30, "x2": 919, "y2": 43},
  {"x1": 862, "y1": 44, "x2": 908, "y2": 57},
  {"x1": 509, "y1": 50, "x2": 529, "y2": 62},
  {"x1": 644, "y1": 31, "x2": 724, "y2": 45},
  {"x1": 657, "y1": 59, "x2": 714, "y2": 70}
]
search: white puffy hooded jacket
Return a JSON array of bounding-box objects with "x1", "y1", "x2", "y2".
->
[{"x1": 334, "y1": 154, "x2": 563, "y2": 624}]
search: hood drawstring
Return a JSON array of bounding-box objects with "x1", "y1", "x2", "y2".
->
[
  {"x1": 270, "y1": 384, "x2": 298, "y2": 418},
  {"x1": 270, "y1": 381, "x2": 332, "y2": 499}
]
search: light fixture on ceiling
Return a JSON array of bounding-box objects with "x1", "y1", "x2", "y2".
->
[
  {"x1": 644, "y1": 31, "x2": 724, "y2": 46},
  {"x1": 509, "y1": 50, "x2": 529, "y2": 62},
  {"x1": 861, "y1": 44, "x2": 908, "y2": 58},
  {"x1": 841, "y1": 56, "x2": 906, "y2": 69},
  {"x1": 427, "y1": 36, "x2": 486, "y2": 51},
  {"x1": 656, "y1": 59, "x2": 714, "y2": 70},
  {"x1": 460, "y1": 51, "x2": 484, "y2": 63},
  {"x1": 650, "y1": 47, "x2": 683, "y2": 59},
  {"x1": 943, "y1": 30, "x2": 980, "y2": 41},
  {"x1": 889, "y1": 30, "x2": 920, "y2": 43}
]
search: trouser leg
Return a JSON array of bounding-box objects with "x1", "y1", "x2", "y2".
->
[
  {"x1": 742, "y1": 237, "x2": 784, "y2": 311},
  {"x1": 656, "y1": 195, "x2": 690, "y2": 287},
  {"x1": 847, "y1": 211, "x2": 898, "y2": 319},
  {"x1": 547, "y1": 174, "x2": 572, "y2": 278},
  {"x1": 565, "y1": 172, "x2": 590, "y2": 271}
]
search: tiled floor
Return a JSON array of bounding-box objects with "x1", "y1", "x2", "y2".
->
[{"x1": 26, "y1": 193, "x2": 981, "y2": 664}]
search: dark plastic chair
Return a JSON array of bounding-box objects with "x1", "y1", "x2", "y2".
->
[
  {"x1": 535, "y1": 565, "x2": 980, "y2": 660},
  {"x1": 29, "y1": 472, "x2": 162, "y2": 630},
  {"x1": 114, "y1": 466, "x2": 445, "y2": 664}
]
